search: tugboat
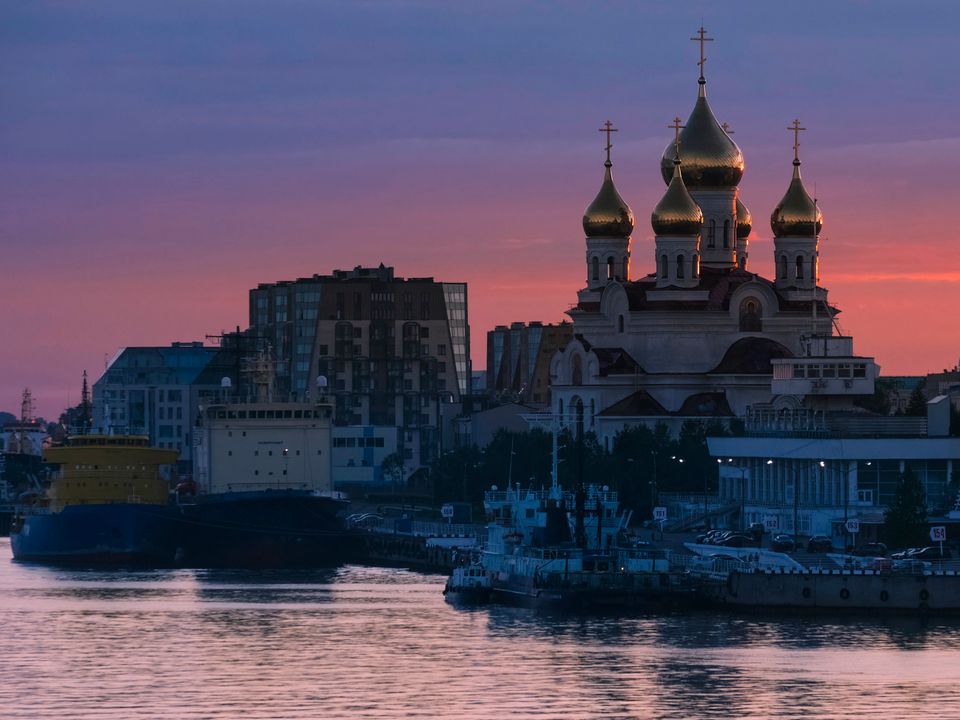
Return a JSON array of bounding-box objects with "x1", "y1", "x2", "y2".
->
[
  {"x1": 11, "y1": 434, "x2": 180, "y2": 565},
  {"x1": 479, "y1": 482, "x2": 685, "y2": 609},
  {"x1": 443, "y1": 551, "x2": 492, "y2": 603},
  {"x1": 445, "y1": 421, "x2": 689, "y2": 610},
  {"x1": 175, "y1": 358, "x2": 351, "y2": 567}
]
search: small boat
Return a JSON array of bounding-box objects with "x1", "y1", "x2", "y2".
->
[{"x1": 443, "y1": 561, "x2": 491, "y2": 603}]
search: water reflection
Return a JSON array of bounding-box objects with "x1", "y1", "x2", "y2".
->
[{"x1": 3, "y1": 543, "x2": 960, "y2": 720}]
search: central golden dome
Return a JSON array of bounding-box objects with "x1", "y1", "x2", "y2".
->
[
  {"x1": 770, "y1": 160, "x2": 823, "y2": 236},
  {"x1": 660, "y1": 84, "x2": 744, "y2": 189},
  {"x1": 651, "y1": 157, "x2": 703, "y2": 236},
  {"x1": 583, "y1": 160, "x2": 635, "y2": 238}
]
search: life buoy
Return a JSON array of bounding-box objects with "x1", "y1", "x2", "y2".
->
[
  {"x1": 879, "y1": 590, "x2": 889, "y2": 602},
  {"x1": 840, "y1": 588, "x2": 850, "y2": 600},
  {"x1": 919, "y1": 588, "x2": 930, "y2": 602}
]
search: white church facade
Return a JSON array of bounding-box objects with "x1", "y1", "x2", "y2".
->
[{"x1": 550, "y1": 30, "x2": 879, "y2": 446}]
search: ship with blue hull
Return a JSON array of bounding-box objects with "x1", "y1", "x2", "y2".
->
[{"x1": 11, "y1": 434, "x2": 180, "y2": 566}]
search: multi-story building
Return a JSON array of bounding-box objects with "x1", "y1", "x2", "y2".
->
[
  {"x1": 487, "y1": 321, "x2": 572, "y2": 406},
  {"x1": 249, "y1": 264, "x2": 470, "y2": 479},
  {"x1": 92, "y1": 342, "x2": 237, "y2": 474}
]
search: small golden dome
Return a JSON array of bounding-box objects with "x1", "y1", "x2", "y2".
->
[
  {"x1": 583, "y1": 160, "x2": 635, "y2": 238},
  {"x1": 770, "y1": 160, "x2": 823, "y2": 237},
  {"x1": 651, "y1": 158, "x2": 703, "y2": 236},
  {"x1": 736, "y1": 196, "x2": 752, "y2": 238},
  {"x1": 660, "y1": 84, "x2": 744, "y2": 189}
]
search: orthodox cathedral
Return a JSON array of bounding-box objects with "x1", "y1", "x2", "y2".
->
[{"x1": 550, "y1": 29, "x2": 878, "y2": 444}]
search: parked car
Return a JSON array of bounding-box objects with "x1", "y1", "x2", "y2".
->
[
  {"x1": 850, "y1": 542, "x2": 888, "y2": 557},
  {"x1": 771, "y1": 534, "x2": 795, "y2": 552},
  {"x1": 718, "y1": 533, "x2": 755, "y2": 548},
  {"x1": 910, "y1": 546, "x2": 952, "y2": 560},
  {"x1": 697, "y1": 530, "x2": 729, "y2": 545},
  {"x1": 891, "y1": 558, "x2": 932, "y2": 574},
  {"x1": 806, "y1": 535, "x2": 834, "y2": 553},
  {"x1": 889, "y1": 548, "x2": 918, "y2": 560}
]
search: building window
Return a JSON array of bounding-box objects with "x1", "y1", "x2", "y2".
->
[
  {"x1": 660, "y1": 254, "x2": 668, "y2": 279},
  {"x1": 723, "y1": 220, "x2": 730, "y2": 249},
  {"x1": 692, "y1": 255, "x2": 698, "y2": 279},
  {"x1": 779, "y1": 255, "x2": 788, "y2": 280},
  {"x1": 606, "y1": 257, "x2": 614, "y2": 280},
  {"x1": 622, "y1": 257, "x2": 629, "y2": 281},
  {"x1": 437, "y1": 344, "x2": 446, "y2": 356},
  {"x1": 676, "y1": 254, "x2": 685, "y2": 279},
  {"x1": 707, "y1": 220, "x2": 716, "y2": 248},
  {"x1": 796, "y1": 256, "x2": 804, "y2": 280},
  {"x1": 618, "y1": 315, "x2": 624, "y2": 333},
  {"x1": 572, "y1": 355, "x2": 583, "y2": 386},
  {"x1": 591, "y1": 256, "x2": 599, "y2": 281}
]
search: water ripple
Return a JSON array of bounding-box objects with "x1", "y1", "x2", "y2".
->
[{"x1": 2, "y1": 539, "x2": 960, "y2": 718}]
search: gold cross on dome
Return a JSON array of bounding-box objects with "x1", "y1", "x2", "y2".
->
[
  {"x1": 669, "y1": 117, "x2": 684, "y2": 146},
  {"x1": 788, "y1": 118, "x2": 806, "y2": 161},
  {"x1": 598, "y1": 120, "x2": 618, "y2": 163},
  {"x1": 722, "y1": 121, "x2": 734, "y2": 134},
  {"x1": 690, "y1": 25, "x2": 714, "y2": 79}
]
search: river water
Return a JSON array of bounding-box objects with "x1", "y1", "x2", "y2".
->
[{"x1": 2, "y1": 538, "x2": 959, "y2": 719}]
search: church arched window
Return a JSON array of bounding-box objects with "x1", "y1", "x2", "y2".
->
[
  {"x1": 606, "y1": 257, "x2": 614, "y2": 280},
  {"x1": 677, "y1": 254, "x2": 685, "y2": 279},
  {"x1": 723, "y1": 220, "x2": 730, "y2": 249},
  {"x1": 660, "y1": 254, "x2": 668, "y2": 278},
  {"x1": 618, "y1": 314, "x2": 624, "y2": 333},
  {"x1": 707, "y1": 220, "x2": 716, "y2": 248},
  {"x1": 591, "y1": 256, "x2": 599, "y2": 281},
  {"x1": 795, "y1": 256, "x2": 804, "y2": 280},
  {"x1": 692, "y1": 255, "x2": 699, "y2": 278},
  {"x1": 559, "y1": 397, "x2": 564, "y2": 419},
  {"x1": 572, "y1": 354, "x2": 583, "y2": 386},
  {"x1": 739, "y1": 297, "x2": 762, "y2": 332},
  {"x1": 622, "y1": 257, "x2": 629, "y2": 281},
  {"x1": 779, "y1": 255, "x2": 788, "y2": 280},
  {"x1": 575, "y1": 398, "x2": 585, "y2": 440}
]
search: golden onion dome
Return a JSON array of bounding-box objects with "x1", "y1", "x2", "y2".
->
[
  {"x1": 770, "y1": 159, "x2": 823, "y2": 237},
  {"x1": 660, "y1": 83, "x2": 744, "y2": 189},
  {"x1": 651, "y1": 158, "x2": 703, "y2": 236},
  {"x1": 736, "y1": 196, "x2": 752, "y2": 238},
  {"x1": 583, "y1": 160, "x2": 635, "y2": 238}
]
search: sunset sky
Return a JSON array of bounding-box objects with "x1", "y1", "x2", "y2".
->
[{"x1": 2, "y1": 1, "x2": 959, "y2": 418}]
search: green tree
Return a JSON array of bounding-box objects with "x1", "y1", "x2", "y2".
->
[
  {"x1": 429, "y1": 445, "x2": 482, "y2": 504},
  {"x1": 381, "y1": 452, "x2": 405, "y2": 486},
  {"x1": 855, "y1": 377, "x2": 894, "y2": 416},
  {"x1": 905, "y1": 386, "x2": 927, "y2": 417},
  {"x1": 883, "y1": 468, "x2": 929, "y2": 548}
]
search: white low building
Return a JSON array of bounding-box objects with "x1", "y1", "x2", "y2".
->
[{"x1": 708, "y1": 396, "x2": 960, "y2": 544}]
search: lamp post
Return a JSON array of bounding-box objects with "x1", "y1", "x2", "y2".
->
[{"x1": 723, "y1": 458, "x2": 747, "y2": 531}]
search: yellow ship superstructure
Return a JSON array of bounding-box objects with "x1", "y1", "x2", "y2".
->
[{"x1": 43, "y1": 435, "x2": 178, "y2": 510}]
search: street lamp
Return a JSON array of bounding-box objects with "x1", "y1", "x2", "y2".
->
[{"x1": 721, "y1": 458, "x2": 747, "y2": 531}]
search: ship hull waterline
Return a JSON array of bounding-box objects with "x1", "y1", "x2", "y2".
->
[
  {"x1": 11, "y1": 503, "x2": 181, "y2": 566},
  {"x1": 174, "y1": 490, "x2": 354, "y2": 568}
]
